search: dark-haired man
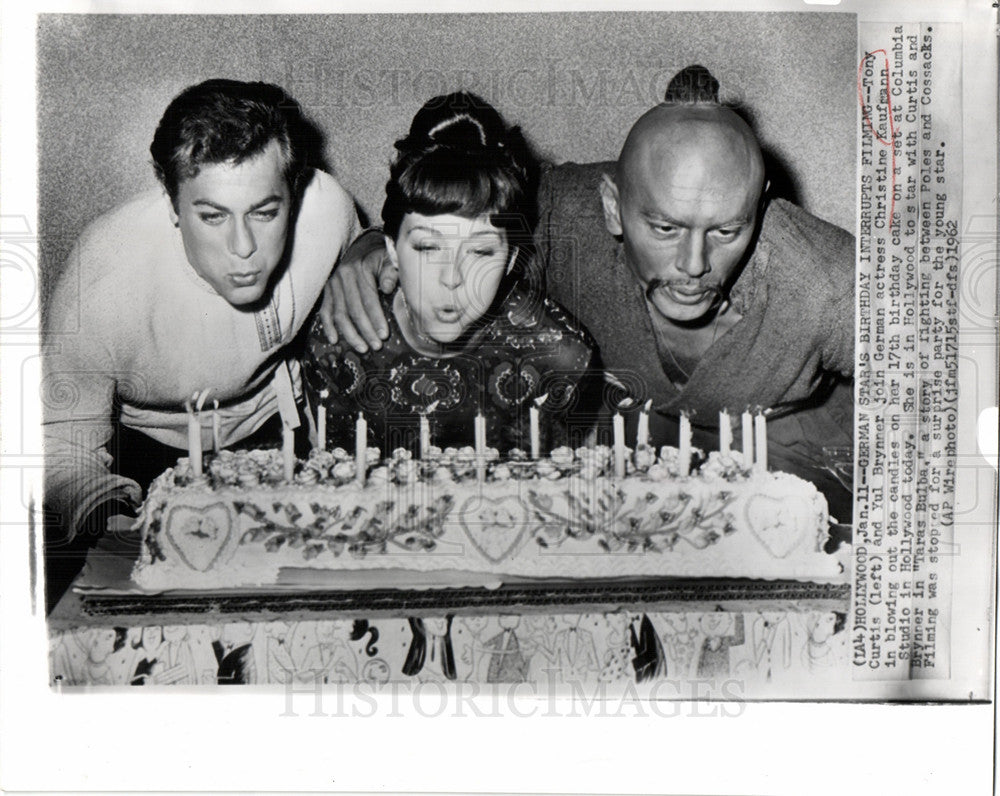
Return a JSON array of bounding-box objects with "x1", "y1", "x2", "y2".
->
[
  {"x1": 43, "y1": 80, "x2": 358, "y2": 600},
  {"x1": 323, "y1": 68, "x2": 855, "y2": 519}
]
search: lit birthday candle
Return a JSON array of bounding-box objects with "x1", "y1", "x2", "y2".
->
[
  {"x1": 317, "y1": 389, "x2": 328, "y2": 451},
  {"x1": 741, "y1": 407, "x2": 753, "y2": 467},
  {"x1": 678, "y1": 410, "x2": 691, "y2": 477},
  {"x1": 184, "y1": 394, "x2": 203, "y2": 477},
  {"x1": 419, "y1": 400, "x2": 439, "y2": 459},
  {"x1": 636, "y1": 399, "x2": 652, "y2": 449},
  {"x1": 613, "y1": 410, "x2": 626, "y2": 478},
  {"x1": 212, "y1": 399, "x2": 222, "y2": 453},
  {"x1": 718, "y1": 408, "x2": 732, "y2": 457},
  {"x1": 355, "y1": 412, "x2": 368, "y2": 484},
  {"x1": 474, "y1": 411, "x2": 487, "y2": 481},
  {"x1": 282, "y1": 422, "x2": 295, "y2": 482},
  {"x1": 754, "y1": 408, "x2": 768, "y2": 474},
  {"x1": 474, "y1": 411, "x2": 486, "y2": 453},
  {"x1": 419, "y1": 415, "x2": 430, "y2": 460},
  {"x1": 530, "y1": 393, "x2": 548, "y2": 459}
]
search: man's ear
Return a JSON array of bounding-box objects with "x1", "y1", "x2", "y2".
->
[
  {"x1": 599, "y1": 174, "x2": 624, "y2": 237},
  {"x1": 757, "y1": 179, "x2": 772, "y2": 220}
]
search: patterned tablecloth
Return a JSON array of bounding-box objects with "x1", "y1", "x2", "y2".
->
[
  {"x1": 49, "y1": 583, "x2": 851, "y2": 691},
  {"x1": 45, "y1": 526, "x2": 850, "y2": 690}
]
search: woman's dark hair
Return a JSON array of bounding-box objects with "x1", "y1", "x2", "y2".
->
[
  {"x1": 381, "y1": 92, "x2": 539, "y2": 251},
  {"x1": 150, "y1": 78, "x2": 317, "y2": 205}
]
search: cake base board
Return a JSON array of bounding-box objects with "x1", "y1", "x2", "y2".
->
[{"x1": 72, "y1": 574, "x2": 849, "y2": 620}]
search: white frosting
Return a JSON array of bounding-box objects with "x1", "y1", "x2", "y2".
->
[{"x1": 132, "y1": 446, "x2": 841, "y2": 591}]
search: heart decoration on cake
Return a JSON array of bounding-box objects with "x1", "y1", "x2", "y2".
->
[
  {"x1": 458, "y1": 495, "x2": 530, "y2": 563},
  {"x1": 164, "y1": 503, "x2": 233, "y2": 572},
  {"x1": 743, "y1": 494, "x2": 810, "y2": 558}
]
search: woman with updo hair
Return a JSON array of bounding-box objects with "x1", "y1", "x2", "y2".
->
[{"x1": 304, "y1": 92, "x2": 599, "y2": 454}]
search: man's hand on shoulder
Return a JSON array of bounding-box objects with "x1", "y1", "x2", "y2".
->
[{"x1": 319, "y1": 229, "x2": 397, "y2": 352}]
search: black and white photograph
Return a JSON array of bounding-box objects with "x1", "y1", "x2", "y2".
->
[
  {"x1": 38, "y1": 9, "x2": 858, "y2": 686},
  {"x1": 0, "y1": 2, "x2": 996, "y2": 794}
]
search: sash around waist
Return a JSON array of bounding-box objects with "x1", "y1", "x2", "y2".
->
[{"x1": 117, "y1": 360, "x2": 303, "y2": 451}]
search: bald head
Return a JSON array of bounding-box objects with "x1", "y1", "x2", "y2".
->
[
  {"x1": 599, "y1": 103, "x2": 768, "y2": 324},
  {"x1": 617, "y1": 103, "x2": 765, "y2": 202}
]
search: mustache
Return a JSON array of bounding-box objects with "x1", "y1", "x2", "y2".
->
[{"x1": 645, "y1": 278, "x2": 727, "y2": 305}]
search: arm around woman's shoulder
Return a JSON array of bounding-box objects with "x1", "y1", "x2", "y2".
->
[
  {"x1": 292, "y1": 170, "x2": 362, "y2": 299},
  {"x1": 303, "y1": 170, "x2": 361, "y2": 247}
]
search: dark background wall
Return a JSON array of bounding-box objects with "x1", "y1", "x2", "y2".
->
[{"x1": 37, "y1": 12, "x2": 857, "y2": 299}]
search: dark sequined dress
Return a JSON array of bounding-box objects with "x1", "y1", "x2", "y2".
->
[{"x1": 303, "y1": 284, "x2": 600, "y2": 455}]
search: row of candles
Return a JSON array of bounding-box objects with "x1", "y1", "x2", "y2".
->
[
  {"x1": 184, "y1": 391, "x2": 221, "y2": 479},
  {"x1": 185, "y1": 389, "x2": 299, "y2": 482},
  {"x1": 613, "y1": 404, "x2": 767, "y2": 477},
  {"x1": 317, "y1": 394, "x2": 543, "y2": 485},
  {"x1": 185, "y1": 390, "x2": 768, "y2": 484}
]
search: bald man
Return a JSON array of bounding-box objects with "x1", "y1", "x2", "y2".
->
[
  {"x1": 322, "y1": 68, "x2": 855, "y2": 519},
  {"x1": 595, "y1": 102, "x2": 767, "y2": 378}
]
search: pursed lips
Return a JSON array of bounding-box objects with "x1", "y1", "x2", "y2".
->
[
  {"x1": 228, "y1": 271, "x2": 261, "y2": 285},
  {"x1": 657, "y1": 281, "x2": 715, "y2": 301},
  {"x1": 433, "y1": 305, "x2": 462, "y2": 322}
]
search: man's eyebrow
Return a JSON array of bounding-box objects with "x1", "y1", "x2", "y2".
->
[
  {"x1": 709, "y1": 217, "x2": 751, "y2": 230},
  {"x1": 192, "y1": 200, "x2": 228, "y2": 212},
  {"x1": 640, "y1": 211, "x2": 751, "y2": 229},
  {"x1": 192, "y1": 195, "x2": 284, "y2": 212},
  {"x1": 640, "y1": 210, "x2": 684, "y2": 226},
  {"x1": 248, "y1": 195, "x2": 284, "y2": 211}
]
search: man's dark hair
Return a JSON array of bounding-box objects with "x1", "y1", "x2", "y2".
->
[
  {"x1": 662, "y1": 65, "x2": 799, "y2": 202},
  {"x1": 662, "y1": 64, "x2": 758, "y2": 130},
  {"x1": 663, "y1": 64, "x2": 720, "y2": 104},
  {"x1": 149, "y1": 79, "x2": 315, "y2": 205}
]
